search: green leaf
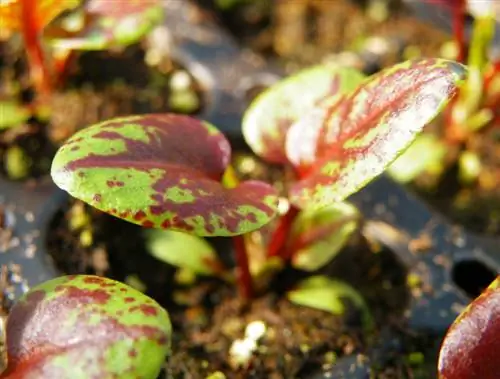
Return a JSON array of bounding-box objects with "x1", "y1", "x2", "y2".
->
[
  {"x1": 0, "y1": 101, "x2": 30, "y2": 130},
  {"x1": 242, "y1": 64, "x2": 365, "y2": 164},
  {"x1": 287, "y1": 58, "x2": 467, "y2": 210},
  {"x1": 290, "y1": 202, "x2": 360, "y2": 271},
  {"x1": 144, "y1": 229, "x2": 224, "y2": 276},
  {"x1": 0, "y1": 275, "x2": 171, "y2": 379},
  {"x1": 46, "y1": 0, "x2": 163, "y2": 51},
  {"x1": 388, "y1": 134, "x2": 447, "y2": 183},
  {"x1": 51, "y1": 114, "x2": 279, "y2": 236},
  {"x1": 287, "y1": 276, "x2": 373, "y2": 330},
  {"x1": 438, "y1": 276, "x2": 500, "y2": 379}
]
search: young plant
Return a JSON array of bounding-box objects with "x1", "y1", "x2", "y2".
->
[
  {"x1": 390, "y1": 0, "x2": 500, "y2": 186},
  {"x1": 0, "y1": 275, "x2": 171, "y2": 379},
  {"x1": 0, "y1": 0, "x2": 163, "y2": 99},
  {"x1": 50, "y1": 58, "x2": 466, "y2": 312},
  {"x1": 0, "y1": 0, "x2": 80, "y2": 95},
  {"x1": 438, "y1": 275, "x2": 499, "y2": 379}
]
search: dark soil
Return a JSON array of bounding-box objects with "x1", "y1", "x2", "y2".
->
[{"x1": 46, "y1": 193, "x2": 412, "y2": 378}]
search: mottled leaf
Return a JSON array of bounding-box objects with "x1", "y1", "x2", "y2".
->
[
  {"x1": 242, "y1": 64, "x2": 365, "y2": 164},
  {"x1": 0, "y1": 101, "x2": 30, "y2": 130},
  {"x1": 46, "y1": 0, "x2": 163, "y2": 51},
  {"x1": 51, "y1": 114, "x2": 279, "y2": 236},
  {"x1": 388, "y1": 134, "x2": 447, "y2": 183},
  {"x1": 0, "y1": 275, "x2": 171, "y2": 379},
  {"x1": 438, "y1": 276, "x2": 500, "y2": 379},
  {"x1": 144, "y1": 229, "x2": 224, "y2": 276},
  {"x1": 290, "y1": 202, "x2": 360, "y2": 271},
  {"x1": 0, "y1": 0, "x2": 80, "y2": 32},
  {"x1": 287, "y1": 58, "x2": 467, "y2": 210},
  {"x1": 287, "y1": 276, "x2": 373, "y2": 329}
]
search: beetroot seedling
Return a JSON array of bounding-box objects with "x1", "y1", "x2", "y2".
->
[
  {"x1": 51, "y1": 58, "x2": 466, "y2": 307},
  {"x1": 0, "y1": 275, "x2": 171, "y2": 379}
]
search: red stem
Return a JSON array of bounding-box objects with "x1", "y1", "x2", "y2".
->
[
  {"x1": 267, "y1": 206, "x2": 300, "y2": 260},
  {"x1": 233, "y1": 235, "x2": 253, "y2": 299},
  {"x1": 453, "y1": 0, "x2": 467, "y2": 63},
  {"x1": 20, "y1": 0, "x2": 52, "y2": 96}
]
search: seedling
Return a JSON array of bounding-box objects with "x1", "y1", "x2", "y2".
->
[
  {"x1": 0, "y1": 275, "x2": 171, "y2": 379},
  {"x1": 50, "y1": 58, "x2": 466, "y2": 315},
  {"x1": 0, "y1": 0, "x2": 163, "y2": 99},
  {"x1": 389, "y1": 0, "x2": 500, "y2": 186},
  {"x1": 0, "y1": 0, "x2": 80, "y2": 95},
  {"x1": 438, "y1": 275, "x2": 499, "y2": 379}
]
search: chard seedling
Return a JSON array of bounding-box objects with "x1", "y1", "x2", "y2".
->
[
  {"x1": 0, "y1": 275, "x2": 171, "y2": 379},
  {"x1": 388, "y1": 2, "x2": 499, "y2": 186},
  {"x1": 438, "y1": 275, "x2": 500, "y2": 379},
  {"x1": 0, "y1": 0, "x2": 163, "y2": 101},
  {"x1": 51, "y1": 58, "x2": 466, "y2": 314},
  {"x1": 0, "y1": 0, "x2": 80, "y2": 95}
]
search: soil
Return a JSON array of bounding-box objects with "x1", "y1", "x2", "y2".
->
[{"x1": 45, "y1": 192, "x2": 413, "y2": 378}]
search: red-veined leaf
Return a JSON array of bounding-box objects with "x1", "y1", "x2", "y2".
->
[
  {"x1": 51, "y1": 114, "x2": 279, "y2": 236},
  {"x1": 438, "y1": 276, "x2": 500, "y2": 379},
  {"x1": 242, "y1": 64, "x2": 365, "y2": 164},
  {"x1": 0, "y1": 275, "x2": 171, "y2": 379},
  {"x1": 287, "y1": 58, "x2": 467, "y2": 210}
]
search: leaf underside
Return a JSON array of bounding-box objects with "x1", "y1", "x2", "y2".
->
[
  {"x1": 438, "y1": 276, "x2": 500, "y2": 379},
  {"x1": 1, "y1": 275, "x2": 171, "y2": 379},
  {"x1": 287, "y1": 276, "x2": 373, "y2": 329},
  {"x1": 287, "y1": 58, "x2": 467, "y2": 210},
  {"x1": 46, "y1": 0, "x2": 163, "y2": 51},
  {"x1": 242, "y1": 64, "x2": 365, "y2": 164},
  {"x1": 144, "y1": 229, "x2": 223, "y2": 276},
  {"x1": 290, "y1": 202, "x2": 359, "y2": 271},
  {"x1": 51, "y1": 114, "x2": 279, "y2": 236}
]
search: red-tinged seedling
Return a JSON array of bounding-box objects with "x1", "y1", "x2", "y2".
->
[
  {"x1": 0, "y1": 0, "x2": 163, "y2": 99},
  {"x1": 0, "y1": 275, "x2": 171, "y2": 379},
  {"x1": 0, "y1": 0, "x2": 81, "y2": 94},
  {"x1": 46, "y1": 0, "x2": 163, "y2": 52},
  {"x1": 438, "y1": 276, "x2": 500, "y2": 379},
  {"x1": 51, "y1": 59, "x2": 466, "y2": 304}
]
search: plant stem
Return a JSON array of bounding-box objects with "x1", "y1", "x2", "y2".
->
[
  {"x1": 267, "y1": 205, "x2": 299, "y2": 260},
  {"x1": 222, "y1": 165, "x2": 254, "y2": 299},
  {"x1": 20, "y1": 0, "x2": 52, "y2": 96},
  {"x1": 233, "y1": 235, "x2": 253, "y2": 299},
  {"x1": 453, "y1": 0, "x2": 467, "y2": 63}
]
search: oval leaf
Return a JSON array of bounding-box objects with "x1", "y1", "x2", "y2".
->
[
  {"x1": 242, "y1": 64, "x2": 365, "y2": 164},
  {"x1": 287, "y1": 276, "x2": 373, "y2": 329},
  {"x1": 438, "y1": 276, "x2": 500, "y2": 379},
  {"x1": 51, "y1": 114, "x2": 279, "y2": 236},
  {"x1": 0, "y1": 0, "x2": 80, "y2": 32},
  {"x1": 1, "y1": 275, "x2": 171, "y2": 379},
  {"x1": 287, "y1": 58, "x2": 467, "y2": 210},
  {"x1": 388, "y1": 133, "x2": 447, "y2": 183},
  {"x1": 144, "y1": 229, "x2": 224, "y2": 276},
  {"x1": 290, "y1": 202, "x2": 360, "y2": 271},
  {"x1": 46, "y1": 0, "x2": 163, "y2": 51}
]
